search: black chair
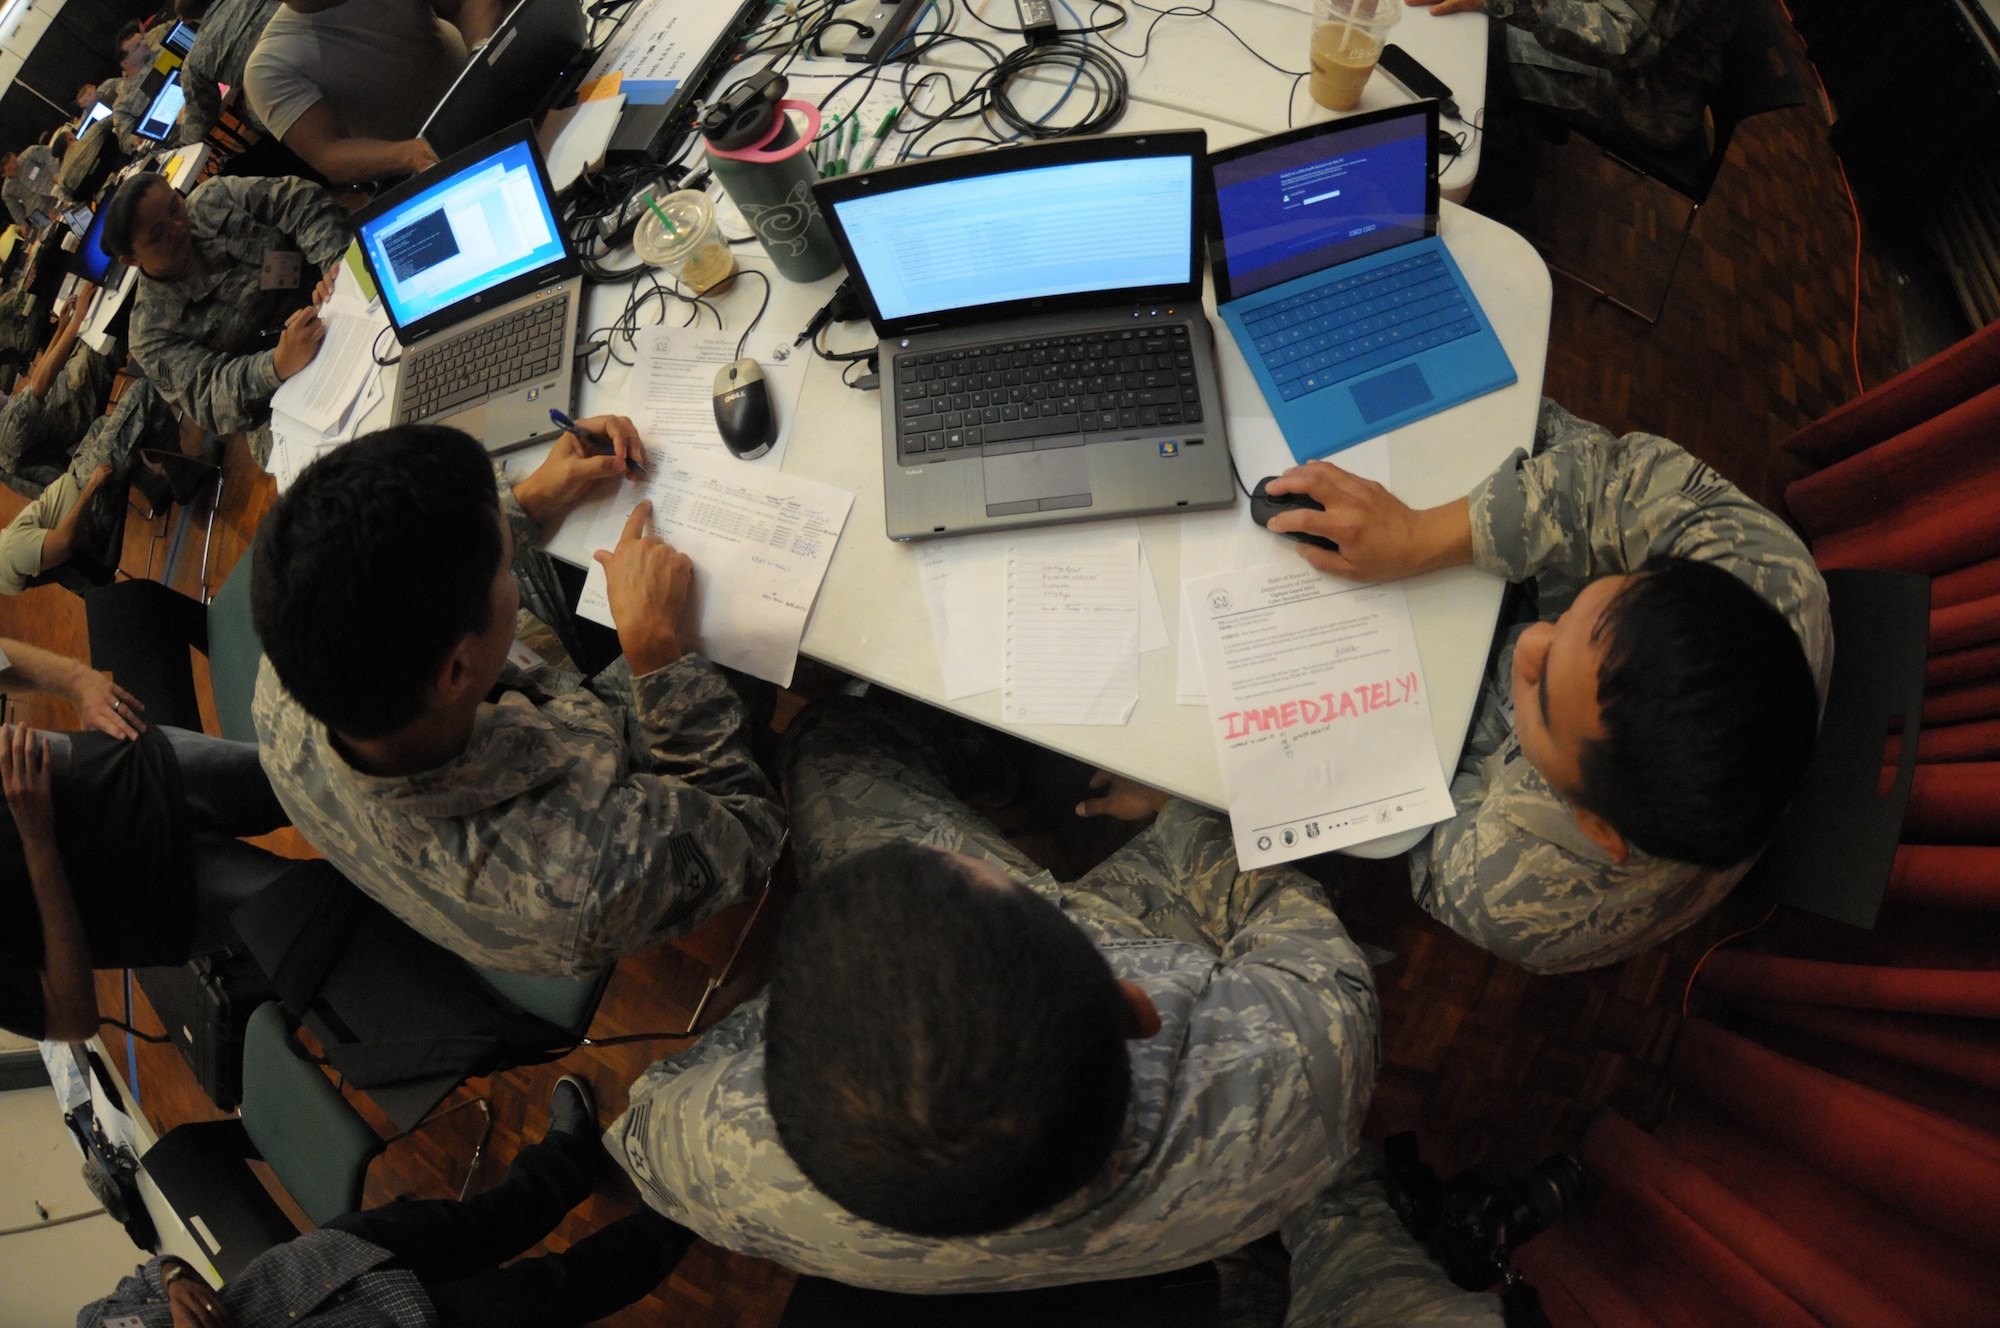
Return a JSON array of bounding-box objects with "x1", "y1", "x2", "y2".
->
[
  {"x1": 1740, "y1": 568, "x2": 1932, "y2": 928},
  {"x1": 1534, "y1": 0, "x2": 1809, "y2": 322},
  {"x1": 779, "y1": 1263, "x2": 1220, "y2": 1328}
]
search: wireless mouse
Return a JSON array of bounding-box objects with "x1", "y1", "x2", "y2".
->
[
  {"x1": 1249, "y1": 476, "x2": 1339, "y2": 552},
  {"x1": 713, "y1": 358, "x2": 776, "y2": 460}
]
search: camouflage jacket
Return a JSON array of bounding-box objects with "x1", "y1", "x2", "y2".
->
[
  {"x1": 1494, "y1": 0, "x2": 1737, "y2": 149},
  {"x1": 251, "y1": 486, "x2": 788, "y2": 977},
  {"x1": 128, "y1": 174, "x2": 349, "y2": 436},
  {"x1": 111, "y1": 58, "x2": 165, "y2": 157},
  {"x1": 1409, "y1": 399, "x2": 1832, "y2": 974},
  {"x1": 610, "y1": 799, "x2": 1379, "y2": 1293},
  {"x1": 4, "y1": 145, "x2": 60, "y2": 227},
  {"x1": 180, "y1": 0, "x2": 282, "y2": 143}
]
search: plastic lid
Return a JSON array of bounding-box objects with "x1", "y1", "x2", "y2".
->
[{"x1": 633, "y1": 189, "x2": 716, "y2": 267}]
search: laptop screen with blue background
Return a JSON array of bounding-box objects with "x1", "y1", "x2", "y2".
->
[
  {"x1": 1213, "y1": 113, "x2": 1430, "y2": 300},
  {"x1": 360, "y1": 137, "x2": 565, "y2": 329},
  {"x1": 831, "y1": 155, "x2": 1194, "y2": 322}
]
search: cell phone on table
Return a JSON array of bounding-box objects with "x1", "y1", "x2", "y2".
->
[{"x1": 1378, "y1": 45, "x2": 1460, "y2": 121}]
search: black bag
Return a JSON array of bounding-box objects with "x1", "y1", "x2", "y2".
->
[{"x1": 134, "y1": 949, "x2": 275, "y2": 1112}]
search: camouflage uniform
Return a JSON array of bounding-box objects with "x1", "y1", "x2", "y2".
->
[
  {"x1": 127, "y1": 174, "x2": 349, "y2": 468},
  {"x1": 111, "y1": 59, "x2": 165, "y2": 157},
  {"x1": 1491, "y1": 0, "x2": 1738, "y2": 150},
  {"x1": 3, "y1": 144, "x2": 61, "y2": 227},
  {"x1": 1409, "y1": 399, "x2": 1832, "y2": 974},
  {"x1": 252, "y1": 480, "x2": 788, "y2": 977},
  {"x1": 0, "y1": 379, "x2": 179, "y2": 595},
  {"x1": 57, "y1": 113, "x2": 119, "y2": 200},
  {"x1": 608, "y1": 698, "x2": 1380, "y2": 1293},
  {"x1": 179, "y1": 0, "x2": 283, "y2": 143},
  {"x1": 0, "y1": 345, "x2": 115, "y2": 491}
]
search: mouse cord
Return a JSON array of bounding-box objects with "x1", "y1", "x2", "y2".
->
[
  {"x1": 1226, "y1": 447, "x2": 1254, "y2": 499},
  {"x1": 732, "y1": 269, "x2": 772, "y2": 362}
]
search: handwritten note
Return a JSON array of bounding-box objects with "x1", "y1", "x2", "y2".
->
[
  {"x1": 916, "y1": 521, "x2": 1168, "y2": 699},
  {"x1": 625, "y1": 328, "x2": 808, "y2": 466},
  {"x1": 1002, "y1": 532, "x2": 1140, "y2": 725},
  {"x1": 575, "y1": 444, "x2": 854, "y2": 687},
  {"x1": 1186, "y1": 562, "x2": 1452, "y2": 866}
]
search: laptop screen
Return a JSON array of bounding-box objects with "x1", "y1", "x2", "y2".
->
[
  {"x1": 137, "y1": 71, "x2": 186, "y2": 141},
  {"x1": 829, "y1": 154, "x2": 1195, "y2": 323},
  {"x1": 163, "y1": 21, "x2": 198, "y2": 57},
  {"x1": 1212, "y1": 109, "x2": 1431, "y2": 300},
  {"x1": 81, "y1": 101, "x2": 113, "y2": 131},
  {"x1": 73, "y1": 206, "x2": 117, "y2": 283},
  {"x1": 358, "y1": 136, "x2": 565, "y2": 330}
]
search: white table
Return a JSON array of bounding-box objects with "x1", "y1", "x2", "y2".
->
[{"x1": 519, "y1": 93, "x2": 1553, "y2": 857}]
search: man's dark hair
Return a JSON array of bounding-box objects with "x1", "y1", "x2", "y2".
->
[
  {"x1": 1578, "y1": 556, "x2": 1819, "y2": 867},
  {"x1": 75, "y1": 83, "x2": 98, "y2": 104},
  {"x1": 765, "y1": 842, "x2": 1133, "y2": 1237},
  {"x1": 175, "y1": 0, "x2": 211, "y2": 21},
  {"x1": 252, "y1": 426, "x2": 504, "y2": 739},
  {"x1": 113, "y1": 19, "x2": 146, "y2": 57},
  {"x1": 100, "y1": 172, "x2": 166, "y2": 260}
]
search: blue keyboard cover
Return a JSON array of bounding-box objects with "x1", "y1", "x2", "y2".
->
[{"x1": 1241, "y1": 251, "x2": 1480, "y2": 401}]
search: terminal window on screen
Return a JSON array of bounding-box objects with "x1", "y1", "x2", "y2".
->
[
  {"x1": 1216, "y1": 119, "x2": 1431, "y2": 299},
  {"x1": 835, "y1": 156, "x2": 1193, "y2": 321},
  {"x1": 372, "y1": 158, "x2": 556, "y2": 319}
]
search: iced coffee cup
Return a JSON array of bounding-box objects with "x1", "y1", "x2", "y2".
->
[
  {"x1": 1310, "y1": 0, "x2": 1401, "y2": 111},
  {"x1": 634, "y1": 188, "x2": 737, "y2": 295}
]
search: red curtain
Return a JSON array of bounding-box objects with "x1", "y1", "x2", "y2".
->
[{"x1": 1510, "y1": 322, "x2": 2000, "y2": 1328}]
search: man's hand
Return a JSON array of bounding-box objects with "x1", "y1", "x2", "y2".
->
[
  {"x1": 312, "y1": 266, "x2": 338, "y2": 309},
  {"x1": 1262, "y1": 462, "x2": 1473, "y2": 580},
  {"x1": 0, "y1": 723, "x2": 55, "y2": 842},
  {"x1": 1076, "y1": 769, "x2": 1171, "y2": 821},
  {"x1": 74, "y1": 668, "x2": 145, "y2": 740},
  {"x1": 592, "y1": 501, "x2": 691, "y2": 676},
  {"x1": 272, "y1": 305, "x2": 326, "y2": 380},
  {"x1": 164, "y1": 1264, "x2": 236, "y2": 1328},
  {"x1": 399, "y1": 138, "x2": 439, "y2": 176},
  {"x1": 79, "y1": 461, "x2": 114, "y2": 504},
  {"x1": 512, "y1": 416, "x2": 647, "y2": 530},
  {"x1": 1405, "y1": 0, "x2": 1484, "y2": 12}
]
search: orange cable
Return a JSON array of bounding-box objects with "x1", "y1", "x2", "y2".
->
[{"x1": 1680, "y1": 901, "x2": 1780, "y2": 1017}]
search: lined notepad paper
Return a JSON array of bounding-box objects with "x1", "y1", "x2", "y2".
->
[{"x1": 1002, "y1": 532, "x2": 1140, "y2": 725}]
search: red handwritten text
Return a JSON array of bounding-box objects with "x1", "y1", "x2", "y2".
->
[{"x1": 1217, "y1": 672, "x2": 1421, "y2": 740}]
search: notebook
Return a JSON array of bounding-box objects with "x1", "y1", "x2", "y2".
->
[
  {"x1": 353, "y1": 121, "x2": 582, "y2": 453},
  {"x1": 1208, "y1": 101, "x2": 1516, "y2": 461},
  {"x1": 419, "y1": 0, "x2": 587, "y2": 159},
  {"x1": 816, "y1": 132, "x2": 1235, "y2": 541}
]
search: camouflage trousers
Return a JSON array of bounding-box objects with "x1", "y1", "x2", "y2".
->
[
  {"x1": 1499, "y1": 27, "x2": 1707, "y2": 152},
  {"x1": 778, "y1": 695, "x2": 1339, "y2": 956},
  {"x1": 0, "y1": 346, "x2": 116, "y2": 491}
]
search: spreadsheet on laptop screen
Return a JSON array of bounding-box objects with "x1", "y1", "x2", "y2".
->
[
  {"x1": 831, "y1": 155, "x2": 1194, "y2": 322},
  {"x1": 1213, "y1": 114, "x2": 1431, "y2": 299},
  {"x1": 361, "y1": 138, "x2": 565, "y2": 328}
]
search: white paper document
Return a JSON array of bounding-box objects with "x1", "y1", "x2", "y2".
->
[
  {"x1": 575, "y1": 445, "x2": 853, "y2": 687},
  {"x1": 1186, "y1": 563, "x2": 1453, "y2": 867},
  {"x1": 916, "y1": 522, "x2": 1168, "y2": 700},
  {"x1": 1178, "y1": 434, "x2": 1391, "y2": 704},
  {"x1": 624, "y1": 327, "x2": 809, "y2": 466},
  {"x1": 1002, "y1": 532, "x2": 1141, "y2": 725},
  {"x1": 270, "y1": 301, "x2": 388, "y2": 434}
]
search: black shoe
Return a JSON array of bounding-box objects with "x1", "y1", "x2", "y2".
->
[{"x1": 547, "y1": 1074, "x2": 598, "y2": 1142}]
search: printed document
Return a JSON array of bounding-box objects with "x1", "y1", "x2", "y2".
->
[
  {"x1": 1186, "y1": 562, "x2": 1452, "y2": 866},
  {"x1": 916, "y1": 522, "x2": 1168, "y2": 700},
  {"x1": 1002, "y1": 531, "x2": 1141, "y2": 725},
  {"x1": 624, "y1": 327, "x2": 809, "y2": 467},
  {"x1": 575, "y1": 444, "x2": 853, "y2": 687}
]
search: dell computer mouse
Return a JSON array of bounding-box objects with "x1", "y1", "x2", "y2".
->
[
  {"x1": 1250, "y1": 476, "x2": 1339, "y2": 552},
  {"x1": 713, "y1": 358, "x2": 776, "y2": 460}
]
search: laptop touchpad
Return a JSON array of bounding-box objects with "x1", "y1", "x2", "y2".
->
[
  {"x1": 984, "y1": 448, "x2": 1092, "y2": 516},
  {"x1": 1350, "y1": 363, "x2": 1434, "y2": 425}
]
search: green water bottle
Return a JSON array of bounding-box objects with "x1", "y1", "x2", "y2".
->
[{"x1": 700, "y1": 72, "x2": 843, "y2": 284}]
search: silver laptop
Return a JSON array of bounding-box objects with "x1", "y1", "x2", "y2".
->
[
  {"x1": 353, "y1": 121, "x2": 581, "y2": 453},
  {"x1": 815, "y1": 132, "x2": 1235, "y2": 541}
]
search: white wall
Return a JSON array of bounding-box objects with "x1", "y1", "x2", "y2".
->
[{"x1": 0, "y1": 1084, "x2": 154, "y2": 1327}]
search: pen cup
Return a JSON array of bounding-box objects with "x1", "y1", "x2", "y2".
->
[
  {"x1": 1309, "y1": 0, "x2": 1401, "y2": 111},
  {"x1": 634, "y1": 189, "x2": 739, "y2": 296}
]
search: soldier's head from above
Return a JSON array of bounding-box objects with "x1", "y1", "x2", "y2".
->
[
  {"x1": 764, "y1": 841, "x2": 1160, "y2": 1238},
  {"x1": 0, "y1": 153, "x2": 16, "y2": 179},
  {"x1": 1512, "y1": 554, "x2": 1817, "y2": 869},
  {"x1": 102, "y1": 173, "x2": 193, "y2": 280},
  {"x1": 255, "y1": 426, "x2": 517, "y2": 748},
  {"x1": 75, "y1": 83, "x2": 98, "y2": 111}
]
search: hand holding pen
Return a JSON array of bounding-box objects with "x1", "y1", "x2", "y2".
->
[{"x1": 550, "y1": 409, "x2": 647, "y2": 477}]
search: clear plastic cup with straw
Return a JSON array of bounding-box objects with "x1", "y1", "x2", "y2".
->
[
  {"x1": 633, "y1": 188, "x2": 737, "y2": 295},
  {"x1": 1310, "y1": 0, "x2": 1401, "y2": 111}
]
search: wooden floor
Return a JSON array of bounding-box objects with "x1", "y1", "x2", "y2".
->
[{"x1": 0, "y1": 46, "x2": 1911, "y2": 1327}]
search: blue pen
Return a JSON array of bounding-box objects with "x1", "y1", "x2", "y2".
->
[{"x1": 550, "y1": 409, "x2": 644, "y2": 475}]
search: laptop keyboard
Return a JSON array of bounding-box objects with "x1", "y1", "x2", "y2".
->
[
  {"x1": 895, "y1": 323, "x2": 1202, "y2": 461},
  {"x1": 398, "y1": 295, "x2": 569, "y2": 424},
  {"x1": 1242, "y1": 252, "x2": 1480, "y2": 402}
]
